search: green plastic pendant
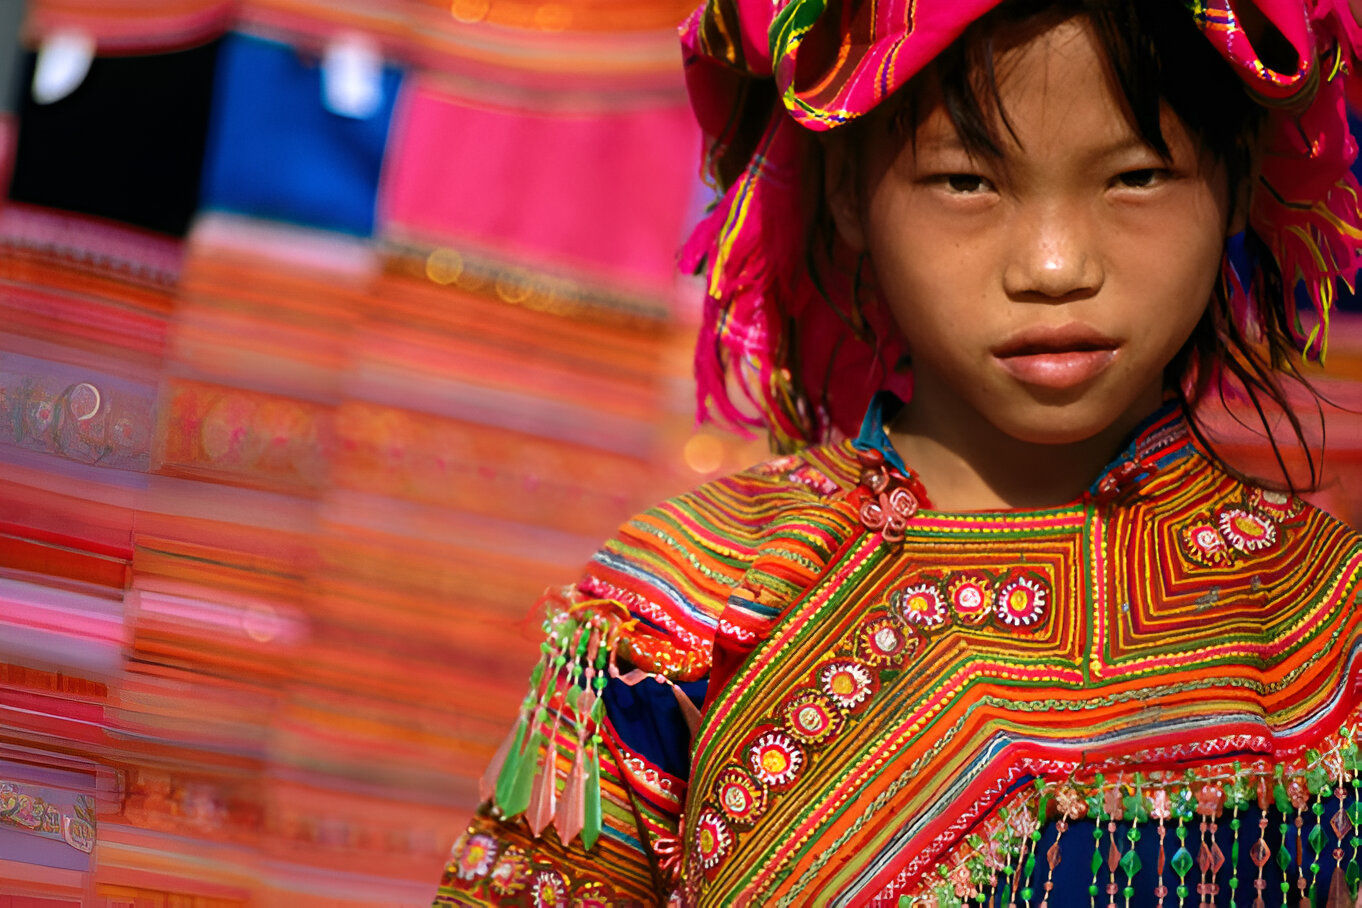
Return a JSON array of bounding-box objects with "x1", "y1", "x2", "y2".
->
[
  {"x1": 582, "y1": 744, "x2": 603, "y2": 850},
  {"x1": 503, "y1": 726, "x2": 543, "y2": 818},
  {"x1": 492, "y1": 715, "x2": 529, "y2": 812}
]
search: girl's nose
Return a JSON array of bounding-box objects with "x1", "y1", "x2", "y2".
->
[{"x1": 1002, "y1": 206, "x2": 1103, "y2": 300}]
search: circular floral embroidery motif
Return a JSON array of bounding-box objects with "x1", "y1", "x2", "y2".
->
[
  {"x1": 748, "y1": 730, "x2": 805, "y2": 786},
  {"x1": 995, "y1": 573, "x2": 1048, "y2": 627},
  {"x1": 1180, "y1": 518, "x2": 1229, "y2": 566},
  {"x1": 692, "y1": 809, "x2": 733, "y2": 871},
  {"x1": 1217, "y1": 507, "x2": 1277, "y2": 553},
  {"x1": 946, "y1": 573, "x2": 994, "y2": 624},
  {"x1": 1250, "y1": 487, "x2": 1303, "y2": 520},
  {"x1": 818, "y1": 659, "x2": 877, "y2": 709},
  {"x1": 782, "y1": 689, "x2": 845, "y2": 744},
  {"x1": 455, "y1": 831, "x2": 498, "y2": 880},
  {"x1": 530, "y1": 869, "x2": 569, "y2": 908},
  {"x1": 894, "y1": 581, "x2": 947, "y2": 628},
  {"x1": 855, "y1": 614, "x2": 913, "y2": 667},
  {"x1": 488, "y1": 846, "x2": 529, "y2": 895},
  {"x1": 713, "y1": 766, "x2": 768, "y2": 826}
]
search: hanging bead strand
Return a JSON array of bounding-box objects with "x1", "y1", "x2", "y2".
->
[
  {"x1": 1302, "y1": 750, "x2": 1332, "y2": 906},
  {"x1": 1345, "y1": 726, "x2": 1362, "y2": 901},
  {"x1": 1104, "y1": 778, "x2": 1126, "y2": 908},
  {"x1": 1250, "y1": 766, "x2": 1273, "y2": 908},
  {"x1": 1040, "y1": 784, "x2": 1082, "y2": 908},
  {"x1": 1017, "y1": 784, "x2": 1050, "y2": 908},
  {"x1": 1151, "y1": 781, "x2": 1172, "y2": 908},
  {"x1": 1089, "y1": 774, "x2": 1109, "y2": 908},
  {"x1": 1120, "y1": 774, "x2": 1148, "y2": 908},
  {"x1": 1224, "y1": 773, "x2": 1249, "y2": 905},
  {"x1": 1170, "y1": 777, "x2": 1197, "y2": 908}
]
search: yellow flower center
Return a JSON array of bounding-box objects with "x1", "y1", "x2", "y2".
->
[{"x1": 761, "y1": 749, "x2": 789, "y2": 773}]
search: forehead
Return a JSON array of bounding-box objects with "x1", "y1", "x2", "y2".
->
[{"x1": 901, "y1": 16, "x2": 1197, "y2": 163}]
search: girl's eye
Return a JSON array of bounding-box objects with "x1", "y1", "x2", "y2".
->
[
  {"x1": 1114, "y1": 168, "x2": 1166, "y2": 189},
  {"x1": 943, "y1": 173, "x2": 992, "y2": 194}
]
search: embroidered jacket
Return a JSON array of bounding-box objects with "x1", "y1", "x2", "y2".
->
[{"x1": 433, "y1": 402, "x2": 1362, "y2": 907}]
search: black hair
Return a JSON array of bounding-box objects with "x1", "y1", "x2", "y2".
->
[{"x1": 803, "y1": 0, "x2": 1324, "y2": 490}]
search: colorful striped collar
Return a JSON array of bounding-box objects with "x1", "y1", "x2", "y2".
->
[{"x1": 851, "y1": 391, "x2": 1194, "y2": 507}]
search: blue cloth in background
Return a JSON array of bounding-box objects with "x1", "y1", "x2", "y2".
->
[{"x1": 199, "y1": 32, "x2": 401, "y2": 236}]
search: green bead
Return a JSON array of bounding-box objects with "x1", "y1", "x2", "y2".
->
[
  {"x1": 1092, "y1": 850, "x2": 1104, "y2": 875},
  {"x1": 1310, "y1": 823, "x2": 1324, "y2": 854},
  {"x1": 1346, "y1": 860, "x2": 1360, "y2": 889},
  {"x1": 1278, "y1": 845, "x2": 1292, "y2": 871},
  {"x1": 1120, "y1": 848, "x2": 1143, "y2": 878},
  {"x1": 1172, "y1": 847, "x2": 1194, "y2": 878},
  {"x1": 1123, "y1": 887, "x2": 1134, "y2": 899},
  {"x1": 1311, "y1": 862, "x2": 1320, "y2": 874},
  {"x1": 899, "y1": 897, "x2": 912, "y2": 908},
  {"x1": 1177, "y1": 885, "x2": 1188, "y2": 899},
  {"x1": 1021, "y1": 889, "x2": 1033, "y2": 901},
  {"x1": 1089, "y1": 885, "x2": 1099, "y2": 897},
  {"x1": 1229, "y1": 876, "x2": 1239, "y2": 889}
]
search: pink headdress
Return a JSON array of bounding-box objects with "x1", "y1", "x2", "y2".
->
[{"x1": 680, "y1": 0, "x2": 1362, "y2": 449}]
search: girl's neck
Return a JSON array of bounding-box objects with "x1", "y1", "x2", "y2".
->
[{"x1": 886, "y1": 385, "x2": 1163, "y2": 512}]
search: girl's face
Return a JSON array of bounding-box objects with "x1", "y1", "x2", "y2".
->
[{"x1": 831, "y1": 15, "x2": 1234, "y2": 448}]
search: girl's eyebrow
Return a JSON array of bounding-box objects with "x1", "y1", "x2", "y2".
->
[
  {"x1": 1083, "y1": 134, "x2": 1158, "y2": 161},
  {"x1": 911, "y1": 133, "x2": 972, "y2": 154}
]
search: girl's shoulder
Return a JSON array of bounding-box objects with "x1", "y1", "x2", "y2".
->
[
  {"x1": 1160, "y1": 452, "x2": 1362, "y2": 610},
  {"x1": 573, "y1": 440, "x2": 866, "y2": 660}
]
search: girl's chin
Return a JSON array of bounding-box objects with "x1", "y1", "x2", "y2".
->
[{"x1": 988, "y1": 401, "x2": 1154, "y2": 448}]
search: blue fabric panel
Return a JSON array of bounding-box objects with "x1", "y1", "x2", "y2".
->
[
  {"x1": 603, "y1": 675, "x2": 707, "y2": 781},
  {"x1": 200, "y1": 32, "x2": 401, "y2": 236}
]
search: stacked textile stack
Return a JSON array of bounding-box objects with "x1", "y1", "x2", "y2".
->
[{"x1": 0, "y1": 1, "x2": 770, "y2": 905}]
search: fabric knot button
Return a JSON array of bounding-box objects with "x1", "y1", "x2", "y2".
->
[
  {"x1": 860, "y1": 486, "x2": 919, "y2": 543},
  {"x1": 856, "y1": 448, "x2": 885, "y2": 468},
  {"x1": 1094, "y1": 459, "x2": 1143, "y2": 504}
]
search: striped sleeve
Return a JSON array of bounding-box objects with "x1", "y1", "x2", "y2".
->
[{"x1": 433, "y1": 452, "x2": 854, "y2": 905}]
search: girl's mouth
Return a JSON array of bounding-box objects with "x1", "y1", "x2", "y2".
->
[{"x1": 992, "y1": 325, "x2": 1120, "y2": 390}]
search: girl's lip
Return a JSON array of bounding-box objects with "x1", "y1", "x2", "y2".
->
[
  {"x1": 994, "y1": 348, "x2": 1117, "y2": 389},
  {"x1": 991, "y1": 324, "x2": 1120, "y2": 358}
]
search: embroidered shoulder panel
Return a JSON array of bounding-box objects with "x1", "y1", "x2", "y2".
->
[{"x1": 673, "y1": 451, "x2": 1362, "y2": 906}]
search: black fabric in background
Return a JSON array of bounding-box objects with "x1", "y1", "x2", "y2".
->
[
  {"x1": 8, "y1": 40, "x2": 220, "y2": 236},
  {"x1": 0, "y1": 2, "x2": 25, "y2": 115}
]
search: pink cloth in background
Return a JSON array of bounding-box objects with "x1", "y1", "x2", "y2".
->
[{"x1": 380, "y1": 79, "x2": 702, "y2": 300}]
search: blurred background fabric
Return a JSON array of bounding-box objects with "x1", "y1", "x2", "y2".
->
[{"x1": 0, "y1": 1, "x2": 1359, "y2": 906}]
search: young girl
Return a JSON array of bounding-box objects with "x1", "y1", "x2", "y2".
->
[{"x1": 435, "y1": 0, "x2": 1362, "y2": 905}]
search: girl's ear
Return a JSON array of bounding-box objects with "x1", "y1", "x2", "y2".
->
[{"x1": 823, "y1": 134, "x2": 868, "y2": 251}]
